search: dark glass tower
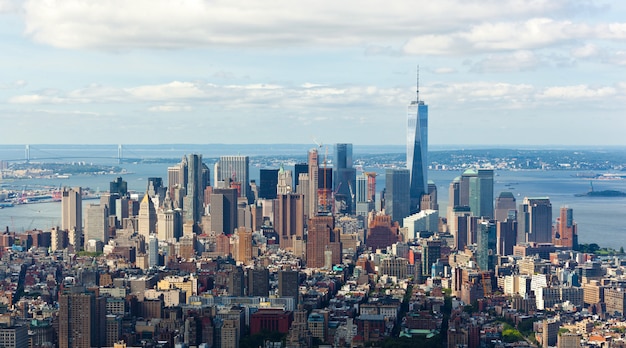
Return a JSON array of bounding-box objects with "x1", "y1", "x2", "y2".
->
[
  {"x1": 259, "y1": 169, "x2": 279, "y2": 200},
  {"x1": 407, "y1": 81, "x2": 428, "y2": 214},
  {"x1": 334, "y1": 143, "x2": 356, "y2": 214},
  {"x1": 384, "y1": 169, "x2": 410, "y2": 225}
]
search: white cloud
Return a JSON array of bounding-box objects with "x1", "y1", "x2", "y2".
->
[
  {"x1": 471, "y1": 51, "x2": 541, "y2": 72},
  {"x1": 571, "y1": 43, "x2": 599, "y2": 58},
  {"x1": 538, "y1": 85, "x2": 619, "y2": 100},
  {"x1": 403, "y1": 18, "x2": 626, "y2": 56},
  {"x1": 20, "y1": 0, "x2": 596, "y2": 52},
  {"x1": 148, "y1": 104, "x2": 193, "y2": 112}
]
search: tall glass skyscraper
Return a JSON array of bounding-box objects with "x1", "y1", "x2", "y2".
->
[
  {"x1": 407, "y1": 82, "x2": 428, "y2": 214},
  {"x1": 333, "y1": 143, "x2": 356, "y2": 214}
]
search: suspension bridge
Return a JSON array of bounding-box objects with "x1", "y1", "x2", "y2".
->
[{"x1": 3, "y1": 144, "x2": 134, "y2": 164}]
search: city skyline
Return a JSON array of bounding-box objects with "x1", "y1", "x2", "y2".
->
[{"x1": 0, "y1": 1, "x2": 625, "y2": 146}]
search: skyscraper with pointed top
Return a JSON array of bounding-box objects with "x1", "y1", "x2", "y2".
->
[{"x1": 407, "y1": 68, "x2": 428, "y2": 214}]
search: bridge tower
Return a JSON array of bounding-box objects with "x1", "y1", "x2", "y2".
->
[
  {"x1": 118, "y1": 144, "x2": 123, "y2": 164},
  {"x1": 25, "y1": 145, "x2": 30, "y2": 163}
]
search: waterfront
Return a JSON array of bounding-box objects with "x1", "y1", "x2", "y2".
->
[{"x1": 1, "y1": 158, "x2": 625, "y2": 249}]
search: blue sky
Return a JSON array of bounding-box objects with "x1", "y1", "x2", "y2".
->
[{"x1": 0, "y1": 0, "x2": 625, "y2": 146}]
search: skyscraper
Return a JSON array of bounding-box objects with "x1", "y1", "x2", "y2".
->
[
  {"x1": 307, "y1": 149, "x2": 319, "y2": 217},
  {"x1": 477, "y1": 219, "x2": 497, "y2": 272},
  {"x1": 210, "y1": 188, "x2": 238, "y2": 235},
  {"x1": 407, "y1": 75, "x2": 428, "y2": 213},
  {"x1": 518, "y1": 197, "x2": 552, "y2": 243},
  {"x1": 278, "y1": 270, "x2": 300, "y2": 304},
  {"x1": 277, "y1": 166, "x2": 293, "y2": 195},
  {"x1": 334, "y1": 143, "x2": 356, "y2": 214},
  {"x1": 259, "y1": 169, "x2": 279, "y2": 199},
  {"x1": 184, "y1": 154, "x2": 204, "y2": 226},
  {"x1": 553, "y1": 206, "x2": 577, "y2": 249},
  {"x1": 495, "y1": 191, "x2": 517, "y2": 222},
  {"x1": 58, "y1": 288, "x2": 105, "y2": 348},
  {"x1": 138, "y1": 193, "x2": 157, "y2": 240},
  {"x1": 384, "y1": 169, "x2": 410, "y2": 225},
  {"x1": 469, "y1": 169, "x2": 494, "y2": 218},
  {"x1": 62, "y1": 187, "x2": 82, "y2": 233},
  {"x1": 219, "y1": 155, "x2": 250, "y2": 200},
  {"x1": 306, "y1": 215, "x2": 341, "y2": 268},
  {"x1": 275, "y1": 193, "x2": 305, "y2": 251},
  {"x1": 84, "y1": 203, "x2": 109, "y2": 246}
]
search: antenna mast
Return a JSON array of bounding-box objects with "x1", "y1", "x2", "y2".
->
[{"x1": 416, "y1": 65, "x2": 420, "y2": 103}]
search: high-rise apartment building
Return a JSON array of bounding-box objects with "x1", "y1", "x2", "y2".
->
[
  {"x1": 58, "y1": 288, "x2": 105, "y2": 348},
  {"x1": 518, "y1": 197, "x2": 552, "y2": 243},
  {"x1": 62, "y1": 187, "x2": 82, "y2": 233},
  {"x1": 219, "y1": 155, "x2": 250, "y2": 200},
  {"x1": 384, "y1": 169, "x2": 410, "y2": 225},
  {"x1": 334, "y1": 143, "x2": 356, "y2": 214},
  {"x1": 407, "y1": 78, "x2": 428, "y2": 214}
]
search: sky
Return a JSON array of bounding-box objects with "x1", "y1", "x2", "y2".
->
[{"x1": 0, "y1": 0, "x2": 625, "y2": 146}]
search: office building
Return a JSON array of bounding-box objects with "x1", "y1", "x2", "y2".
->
[
  {"x1": 219, "y1": 155, "x2": 250, "y2": 200},
  {"x1": 109, "y1": 177, "x2": 128, "y2": 197},
  {"x1": 448, "y1": 206, "x2": 471, "y2": 250},
  {"x1": 62, "y1": 187, "x2": 82, "y2": 233},
  {"x1": 384, "y1": 169, "x2": 410, "y2": 225},
  {"x1": 275, "y1": 193, "x2": 305, "y2": 251},
  {"x1": 148, "y1": 234, "x2": 159, "y2": 268},
  {"x1": 248, "y1": 268, "x2": 270, "y2": 297},
  {"x1": 138, "y1": 194, "x2": 157, "y2": 241},
  {"x1": 293, "y1": 163, "x2": 308, "y2": 191},
  {"x1": 334, "y1": 143, "x2": 356, "y2": 214},
  {"x1": 278, "y1": 270, "x2": 300, "y2": 304},
  {"x1": 317, "y1": 167, "x2": 333, "y2": 214},
  {"x1": 234, "y1": 227, "x2": 253, "y2": 264},
  {"x1": 553, "y1": 206, "x2": 577, "y2": 249},
  {"x1": 495, "y1": 191, "x2": 517, "y2": 222},
  {"x1": 421, "y1": 240, "x2": 442, "y2": 278},
  {"x1": 306, "y1": 215, "x2": 341, "y2": 268},
  {"x1": 407, "y1": 78, "x2": 428, "y2": 213},
  {"x1": 366, "y1": 213, "x2": 400, "y2": 250},
  {"x1": 259, "y1": 168, "x2": 279, "y2": 199},
  {"x1": 0, "y1": 325, "x2": 28, "y2": 348},
  {"x1": 277, "y1": 166, "x2": 293, "y2": 195},
  {"x1": 157, "y1": 207, "x2": 182, "y2": 241},
  {"x1": 457, "y1": 168, "x2": 494, "y2": 218},
  {"x1": 518, "y1": 197, "x2": 552, "y2": 243},
  {"x1": 84, "y1": 204, "x2": 109, "y2": 246},
  {"x1": 210, "y1": 188, "x2": 238, "y2": 235},
  {"x1": 497, "y1": 219, "x2": 517, "y2": 256},
  {"x1": 307, "y1": 149, "x2": 319, "y2": 217},
  {"x1": 477, "y1": 220, "x2": 496, "y2": 272},
  {"x1": 184, "y1": 154, "x2": 205, "y2": 226}
]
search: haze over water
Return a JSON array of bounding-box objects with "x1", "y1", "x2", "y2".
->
[{"x1": 1, "y1": 144, "x2": 625, "y2": 249}]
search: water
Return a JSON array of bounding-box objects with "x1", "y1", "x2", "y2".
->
[{"x1": 1, "y1": 145, "x2": 625, "y2": 249}]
